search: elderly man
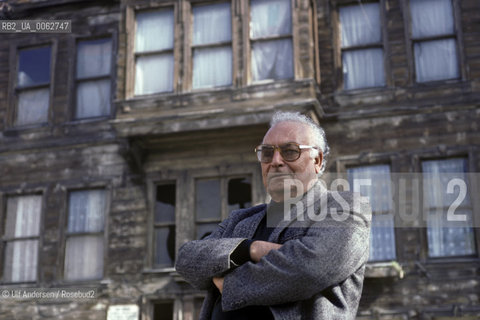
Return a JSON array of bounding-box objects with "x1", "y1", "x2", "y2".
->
[{"x1": 176, "y1": 111, "x2": 371, "y2": 319}]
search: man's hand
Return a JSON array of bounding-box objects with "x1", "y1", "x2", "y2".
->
[
  {"x1": 213, "y1": 277, "x2": 224, "y2": 293},
  {"x1": 250, "y1": 241, "x2": 282, "y2": 263}
]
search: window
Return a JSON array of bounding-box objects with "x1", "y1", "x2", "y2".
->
[
  {"x1": 409, "y1": 0, "x2": 459, "y2": 82},
  {"x1": 250, "y1": 0, "x2": 293, "y2": 82},
  {"x1": 195, "y1": 176, "x2": 251, "y2": 239},
  {"x1": 64, "y1": 189, "x2": 106, "y2": 280},
  {"x1": 154, "y1": 183, "x2": 176, "y2": 268},
  {"x1": 75, "y1": 38, "x2": 113, "y2": 119},
  {"x1": 15, "y1": 46, "x2": 51, "y2": 126},
  {"x1": 2, "y1": 195, "x2": 42, "y2": 283},
  {"x1": 422, "y1": 158, "x2": 475, "y2": 257},
  {"x1": 348, "y1": 165, "x2": 396, "y2": 261},
  {"x1": 152, "y1": 301, "x2": 174, "y2": 320},
  {"x1": 134, "y1": 8, "x2": 174, "y2": 95},
  {"x1": 339, "y1": 3, "x2": 385, "y2": 90},
  {"x1": 192, "y1": 2, "x2": 232, "y2": 89}
]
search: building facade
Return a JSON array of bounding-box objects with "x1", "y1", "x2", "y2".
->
[{"x1": 0, "y1": 0, "x2": 479, "y2": 319}]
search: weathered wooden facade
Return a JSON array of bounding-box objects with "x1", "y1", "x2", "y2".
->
[{"x1": 0, "y1": 0, "x2": 479, "y2": 319}]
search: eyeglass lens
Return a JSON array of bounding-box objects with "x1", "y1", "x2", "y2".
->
[{"x1": 259, "y1": 144, "x2": 301, "y2": 162}]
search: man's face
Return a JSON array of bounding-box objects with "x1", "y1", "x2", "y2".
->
[{"x1": 260, "y1": 121, "x2": 322, "y2": 202}]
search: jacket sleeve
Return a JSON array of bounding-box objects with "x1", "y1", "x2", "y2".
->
[
  {"x1": 221, "y1": 196, "x2": 371, "y2": 311},
  {"x1": 175, "y1": 213, "x2": 246, "y2": 290}
]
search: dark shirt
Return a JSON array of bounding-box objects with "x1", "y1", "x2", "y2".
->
[{"x1": 211, "y1": 202, "x2": 285, "y2": 320}]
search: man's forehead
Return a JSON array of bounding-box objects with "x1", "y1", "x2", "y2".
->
[{"x1": 263, "y1": 121, "x2": 311, "y2": 143}]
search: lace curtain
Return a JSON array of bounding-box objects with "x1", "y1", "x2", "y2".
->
[
  {"x1": 134, "y1": 9, "x2": 174, "y2": 95},
  {"x1": 76, "y1": 39, "x2": 112, "y2": 118},
  {"x1": 64, "y1": 190, "x2": 105, "y2": 280},
  {"x1": 348, "y1": 165, "x2": 396, "y2": 261},
  {"x1": 422, "y1": 158, "x2": 475, "y2": 257},
  {"x1": 340, "y1": 3, "x2": 385, "y2": 89},
  {"x1": 410, "y1": 0, "x2": 459, "y2": 82},
  {"x1": 4, "y1": 195, "x2": 42, "y2": 282},
  {"x1": 250, "y1": 0, "x2": 293, "y2": 81},
  {"x1": 192, "y1": 3, "x2": 232, "y2": 89}
]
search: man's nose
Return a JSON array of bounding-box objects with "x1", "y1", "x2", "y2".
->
[{"x1": 270, "y1": 149, "x2": 285, "y2": 166}]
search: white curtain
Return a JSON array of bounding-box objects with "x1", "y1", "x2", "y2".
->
[
  {"x1": 348, "y1": 165, "x2": 396, "y2": 261},
  {"x1": 250, "y1": 0, "x2": 291, "y2": 38},
  {"x1": 414, "y1": 39, "x2": 458, "y2": 82},
  {"x1": 343, "y1": 49, "x2": 385, "y2": 90},
  {"x1": 422, "y1": 158, "x2": 475, "y2": 257},
  {"x1": 340, "y1": 3, "x2": 381, "y2": 47},
  {"x1": 65, "y1": 190, "x2": 105, "y2": 280},
  {"x1": 76, "y1": 39, "x2": 112, "y2": 79},
  {"x1": 192, "y1": 3, "x2": 232, "y2": 89},
  {"x1": 65, "y1": 235, "x2": 104, "y2": 280},
  {"x1": 193, "y1": 3, "x2": 231, "y2": 45},
  {"x1": 68, "y1": 190, "x2": 105, "y2": 233},
  {"x1": 135, "y1": 54, "x2": 174, "y2": 95},
  {"x1": 193, "y1": 47, "x2": 232, "y2": 89},
  {"x1": 410, "y1": 0, "x2": 454, "y2": 38},
  {"x1": 339, "y1": 3, "x2": 384, "y2": 89},
  {"x1": 76, "y1": 79, "x2": 111, "y2": 118},
  {"x1": 135, "y1": 9, "x2": 174, "y2": 52},
  {"x1": 17, "y1": 88, "x2": 49, "y2": 126},
  {"x1": 4, "y1": 195, "x2": 41, "y2": 282},
  {"x1": 252, "y1": 39, "x2": 293, "y2": 81}
]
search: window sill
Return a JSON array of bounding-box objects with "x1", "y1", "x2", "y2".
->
[
  {"x1": 364, "y1": 261, "x2": 404, "y2": 279},
  {"x1": 142, "y1": 268, "x2": 186, "y2": 282}
]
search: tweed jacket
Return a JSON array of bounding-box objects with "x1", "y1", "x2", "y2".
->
[{"x1": 175, "y1": 183, "x2": 371, "y2": 320}]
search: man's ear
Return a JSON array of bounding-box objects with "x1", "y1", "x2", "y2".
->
[{"x1": 314, "y1": 152, "x2": 323, "y2": 174}]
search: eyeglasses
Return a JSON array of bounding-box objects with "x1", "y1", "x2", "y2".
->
[{"x1": 254, "y1": 143, "x2": 317, "y2": 163}]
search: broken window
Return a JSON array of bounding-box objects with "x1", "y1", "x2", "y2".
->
[{"x1": 154, "y1": 183, "x2": 176, "y2": 268}]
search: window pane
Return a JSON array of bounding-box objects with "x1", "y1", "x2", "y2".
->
[
  {"x1": 16, "y1": 88, "x2": 49, "y2": 126},
  {"x1": 196, "y1": 223, "x2": 218, "y2": 240},
  {"x1": 135, "y1": 54, "x2": 174, "y2": 95},
  {"x1": 135, "y1": 9, "x2": 174, "y2": 52},
  {"x1": 155, "y1": 184, "x2": 176, "y2": 223},
  {"x1": 252, "y1": 38, "x2": 293, "y2": 81},
  {"x1": 340, "y1": 3, "x2": 381, "y2": 47},
  {"x1": 193, "y1": 2, "x2": 231, "y2": 45},
  {"x1": 5, "y1": 195, "x2": 42, "y2": 238},
  {"x1": 422, "y1": 158, "x2": 475, "y2": 257},
  {"x1": 68, "y1": 190, "x2": 106, "y2": 233},
  {"x1": 76, "y1": 79, "x2": 111, "y2": 119},
  {"x1": 250, "y1": 0, "x2": 291, "y2": 38},
  {"x1": 17, "y1": 46, "x2": 51, "y2": 87},
  {"x1": 153, "y1": 302, "x2": 174, "y2": 320},
  {"x1": 193, "y1": 46, "x2": 232, "y2": 89},
  {"x1": 65, "y1": 235, "x2": 103, "y2": 280},
  {"x1": 426, "y1": 209, "x2": 476, "y2": 257},
  {"x1": 414, "y1": 39, "x2": 459, "y2": 83},
  {"x1": 154, "y1": 226, "x2": 175, "y2": 267},
  {"x1": 4, "y1": 240, "x2": 38, "y2": 282},
  {"x1": 77, "y1": 38, "x2": 112, "y2": 78},
  {"x1": 348, "y1": 165, "x2": 396, "y2": 261},
  {"x1": 410, "y1": 0, "x2": 454, "y2": 38},
  {"x1": 227, "y1": 177, "x2": 252, "y2": 212},
  {"x1": 196, "y1": 179, "x2": 221, "y2": 221},
  {"x1": 343, "y1": 48, "x2": 385, "y2": 90}
]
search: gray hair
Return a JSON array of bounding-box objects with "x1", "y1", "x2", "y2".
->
[{"x1": 269, "y1": 111, "x2": 330, "y2": 175}]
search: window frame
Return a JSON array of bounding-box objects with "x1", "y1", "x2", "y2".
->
[
  {"x1": 185, "y1": 1, "x2": 235, "y2": 91},
  {"x1": 245, "y1": 0, "x2": 296, "y2": 84},
  {"x1": 69, "y1": 34, "x2": 116, "y2": 122},
  {"x1": 193, "y1": 174, "x2": 253, "y2": 240},
  {"x1": 125, "y1": 2, "x2": 179, "y2": 99},
  {"x1": 7, "y1": 40, "x2": 57, "y2": 129},
  {"x1": 403, "y1": 0, "x2": 466, "y2": 84},
  {"x1": 0, "y1": 191, "x2": 45, "y2": 284},
  {"x1": 333, "y1": 0, "x2": 389, "y2": 91},
  {"x1": 414, "y1": 151, "x2": 479, "y2": 262},
  {"x1": 61, "y1": 186, "x2": 110, "y2": 282}
]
